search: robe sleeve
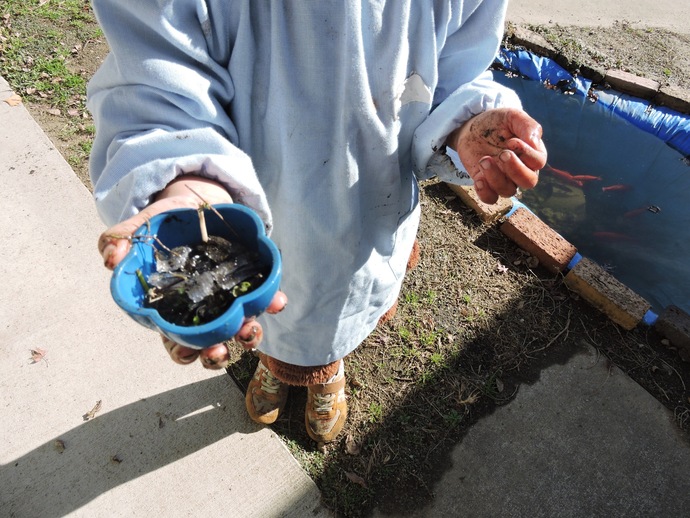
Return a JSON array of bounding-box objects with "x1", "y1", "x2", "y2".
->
[
  {"x1": 87, "y1": 0, "x2": 272, "y2": 230},
  {"x1": 412, "y1": 0, "x2": 522, "y2": 180}
]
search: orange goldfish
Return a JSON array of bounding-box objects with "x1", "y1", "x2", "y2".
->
[
  {"x1": 571, "y1": 175, "x2": 602, "y2": 182},
  {"x1": 593, "y1": 231, "x2": 637, "y2": 242},
  {"x1": 602, "y1": 184, "x2": 633, "y2": 193},
  {"x1": 544, "y1": 164, "x2": 583, "y2": 187}
]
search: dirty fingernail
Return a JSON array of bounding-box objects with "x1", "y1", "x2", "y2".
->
[
  {"x1": 202, "y1": 357, "x2": 228, "y2": 370},
  {"x1": 102, "y1": 244, "x2": 116, "y2": 266},
  {"x1": 202, "y1": 356, "x2": 219, "y2": 367},
  {"x1": 178, "y1": 350, "x2": 198, "y2": 362},
  {"x1": 238, "y1": 325, "x2": 258, "y2": 343},
  {"x1": 475, "y1": 178, "x2": 485, "y2": 190},
  {"x1": 499, "y1": 150, "x2": 512, "y2": 162},
  {"x1": 479, "y1": 158, "x2": 491, "y2": 170}
]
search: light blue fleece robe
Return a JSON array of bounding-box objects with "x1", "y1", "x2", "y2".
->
[{"x1": 87, "y1": 0, "x2": 521, "y2": 366}]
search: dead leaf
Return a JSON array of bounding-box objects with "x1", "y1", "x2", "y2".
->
[
  {"x1": 110, "y1": 454, "x2": 123, "y2": 464},
  {"x1": 67, "y1": 109, "x2": 79, "y2": 117},
  {"x1": 83, "y1": 400, "x2": 103, "y2": 421},
  {"x1": 349, "y1": 377, "x2": 363, "y2": 389},
  {"x1": 39, "y1": 0, "x2": 52, "y2": 6},
  {"x1": 495, "y1": 378, "x2": 504, "y2": 393},
  {"x1": 54, "y1": 439, "x2": 66, "y2": 453},
  {"x1": 29, "y1": 348, "x2": 47, "y2": 364},
  {"x1": 3, "y1": 93, "x2": 22, "y2": 107},
  {"x1": 345, "y1": 471, "x2": 368, "y2": 488},
  {"x1": 345, "y1": 434, "x2": 361, "y2": 455},
  {"x1": 496, "y1": 263, "x2": 508, "y2": 274},
  {"x1": 46, "y1": 108, "x2": 61, "y2": 116}
]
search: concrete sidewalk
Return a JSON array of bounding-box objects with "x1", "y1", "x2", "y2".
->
[
  {"x1": 507, "y1": 0, "x2": 690, "y2": 35},
  {"x1": 2, "y1": 2, "x2": 690, "y2": 517},
  {"x1": 0, "y1": 75, "x2": 331, "y2": 518}
]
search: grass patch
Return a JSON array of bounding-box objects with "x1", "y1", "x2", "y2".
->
[
  {"x1": 1, "y1": 0, "x2": 99, "y2": 105},
  {"x1": 0, "y1": 0, "x2": 104, "y2": 186}
]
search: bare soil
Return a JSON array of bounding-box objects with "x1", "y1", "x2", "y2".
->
[
  {"x1": 520, "y1": 20, "x2": 690, "y2": 92},
  {"x1": 13, "y1": 17, "x2": 690, "y2": 518}
]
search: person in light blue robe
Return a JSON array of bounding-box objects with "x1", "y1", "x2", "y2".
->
[{"x1": 89, "y1": 0, "x2": 546, "y2": 443}]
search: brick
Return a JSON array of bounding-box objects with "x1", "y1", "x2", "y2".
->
[
  {"x1": 445, "y1": 183, "x2": 513, "y2": 223},
  {"x1": 604, "y1": 70, "x2": 660, "y2": 99},
  {"x1": 564, "y1": 257, "x2": 651, "y2": 330},
  {"x1": 508, "y1": 26, "x2": 556, "y2": 58},
  {"x1": 655, "y1": 86, "x2": 690, "y2": 115},
  {"x1": 500, "y1": 207, "x2": 577, "y2": 273},
  {"x1": 654, "y1": 305, "x2": 690, "y2": 362}
]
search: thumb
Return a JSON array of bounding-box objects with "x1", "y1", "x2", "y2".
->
[
  {"x1": 98, "y1": 197, "x2": 199, "y2": 270},
  {"x1": 99, "y1": 213, "x2": 154, "y2": 270}
]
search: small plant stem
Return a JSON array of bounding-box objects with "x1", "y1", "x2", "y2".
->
[
  {"x1": 135, "y1": 268, "x2": 150, "y2": 292},
  {"x1": 185, "y1": 184, "x2": 239, "y2": 238},
  {"x1": 198, "y1": 207, "x2": 209, "y2": 243}
]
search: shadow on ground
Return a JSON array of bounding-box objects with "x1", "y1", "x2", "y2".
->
[
  {"x1": 228, "y1": 181, "x2": 690, "y2": 517},
  {"x1": 2, "y1": 376, "x2": 248, "y2": 516}
]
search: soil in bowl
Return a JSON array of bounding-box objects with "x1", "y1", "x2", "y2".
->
[{"x1": 142, "y1": 234, "x2": 269, "y2": 327}]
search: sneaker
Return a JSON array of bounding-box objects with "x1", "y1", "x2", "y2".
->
[
  {"x1": 245, "y1": 356, "x2": 289, "y2": 425},
  {"x1": 305, "y1": 362, "x2": 347, "y2": 444}
]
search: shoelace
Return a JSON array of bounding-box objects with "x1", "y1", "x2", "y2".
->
[
  {"x1": 313, "y1": 392, "x2": 335, "y2": 413},
  {"x1": 259, "y1": 364, "x2": 282, "y2": 395}
]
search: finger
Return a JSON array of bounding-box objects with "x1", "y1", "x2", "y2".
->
[
  {"x1": 266, "y1": 290, "x2": 288, "y2": 314},
  {"x1": 506, "y1": 109, "x2": 544, "y2": 150},
  {"x1": 98, "y1": 212, "x2": 155, "y2": 270},
  {"x1": 99, "y1": 205, "x2": 169, "y2": 269},
  {"x1": 199, "y1": 343, "x2": 231, "y2": 370},
  {"x1": 101, "y1": 238, "x2": 132, "y2": 270},
  {"x1": 506, "y1": 137, "x2": 548, "y2": 172},
  {"x1": 161, "y1": 335, "x2": 201, "y2": 365},
  {"x1": 98, "y1": 195, "x2": 209, "y2": 270},
  {"x1": 235, "y1": 320, "x2": 264, "y2": 350},
  {"x1": 479, "y1": 156, "x2": 518, "y2": 198},
  {"x1": 472, "y1": 169, "x2": 499, "y2": 205},
  {"x1": 497, "y1": 149, "x2": 540, "y2": 191}
]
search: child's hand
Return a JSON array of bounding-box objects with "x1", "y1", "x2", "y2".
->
[
  {"x1": 98, "y1": 174, "x2": 287, "y2": 370},
  {"x1": 99, "y1": 175, "x2": 233, "y2": 270},
  {"x1": 447, "y1": 107, "x2": 547, "y2": 204},
  {"x1": 159, "y1": 291, "x2": 288, "y2": 370}
]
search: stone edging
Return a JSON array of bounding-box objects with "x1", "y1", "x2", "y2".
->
[
  {"x1": 504, "y1": 25, "x2": 690, "y2": 115},
  {"x1": 445, "y1": 183, "x2": 690, "y2": 364}
]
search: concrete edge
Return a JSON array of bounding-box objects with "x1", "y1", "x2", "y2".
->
[{"x1": 504, "y1": 24, "x2": 690, "y2": 115}]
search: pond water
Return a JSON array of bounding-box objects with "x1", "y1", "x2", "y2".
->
[{"x1": 491, "y1": 70, "x2": 690, "y2": 315}]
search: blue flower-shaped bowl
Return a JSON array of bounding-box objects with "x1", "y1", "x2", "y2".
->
[{"x1": 110, "y1": 203, "x2": 281, "y2": 349}]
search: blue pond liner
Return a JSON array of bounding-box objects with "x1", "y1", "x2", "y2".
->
[{"x1": 490, "y1": 47, "x2": 690, "y2": 316}]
